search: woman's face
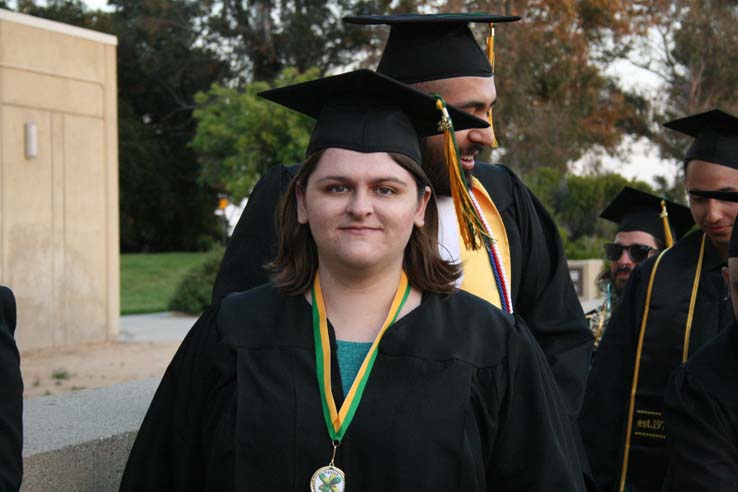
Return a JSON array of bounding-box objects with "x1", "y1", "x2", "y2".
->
[{"x1": 297, "y1": 148, "x2": 430, "y2": 273}]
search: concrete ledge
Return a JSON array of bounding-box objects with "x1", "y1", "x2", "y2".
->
[
  {"x1": 23, "y1": 432, "x2": 137, "y2": 492},
  {"x1": 22, "y1": 378, "x2": 159, "y2": 492}
]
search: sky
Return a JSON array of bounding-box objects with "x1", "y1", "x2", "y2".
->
[
  {"x1": 82, "y1": 0, "x2": 110, "y2": 10},
  {"x1": 571, "y1": 50, "x2": 678, "y2": 186}
]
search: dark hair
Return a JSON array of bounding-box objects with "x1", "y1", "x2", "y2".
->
[{"x1": 268, "y1": 150, "x2": 460, "y2": 295}]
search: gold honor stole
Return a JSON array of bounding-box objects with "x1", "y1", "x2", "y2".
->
[{"x1": 459, "y1": 177, "x2": 512, "y2": 309}]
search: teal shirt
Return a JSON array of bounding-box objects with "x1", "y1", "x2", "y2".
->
[{"x1": 335, "y1": 340, "x2": 372, "y2": 397}]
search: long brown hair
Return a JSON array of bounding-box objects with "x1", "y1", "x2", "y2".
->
[{"x1": 268, "y1": 149, "x2": 460, "y2": 295}]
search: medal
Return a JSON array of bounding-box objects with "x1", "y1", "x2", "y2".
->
[
  {"x1": 310, "y1": 271, "x2": 411, "y2": 489},
  {"x1": 310, "y1": 466, "x2": 345, "y2": 492},
  {"x1": 310, "y1": 442, "x2": 345, "y2": 492}
]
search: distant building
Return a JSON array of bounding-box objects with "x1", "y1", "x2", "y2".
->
[
  {"x1": 568, "y1": 259, "x2": 605, "y2": 310},
  {"x1": 0, "y1": 9, "x2": 119, "y2": 351}
]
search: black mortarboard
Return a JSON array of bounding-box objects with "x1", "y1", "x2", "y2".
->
[
  {"x1": 600, "y1": 187, "x2": 694, "y2": 246},
  {"x1": 687, "y1": 189, "x2": 738, "y2": 257},
  {"x1": 258, "y1": 69, "x2": 489, "y2": 164},
  {"x1": 343, "y1": 13, "x2": 521, "y2": 84},
  {"x1": 663, "y1": 109, "x2": 738, "y2": 170}
]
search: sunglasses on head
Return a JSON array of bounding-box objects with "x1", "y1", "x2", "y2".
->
[{"x1": 604, "y1": 243, "x2": 656, "y2": 263}]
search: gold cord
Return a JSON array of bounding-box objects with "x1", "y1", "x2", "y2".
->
[{"x1": 682, "y1": 233, "x2": 706, "y2": 362}]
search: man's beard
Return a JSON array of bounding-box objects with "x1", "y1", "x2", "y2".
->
[
  {"x1": 420, "y1": 138, "x2": 484, "y2": 196},
  {"x1": 612, "y1": 264, "x2": 632, "y2": 296}
]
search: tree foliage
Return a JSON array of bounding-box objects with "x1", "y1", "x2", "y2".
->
[
  {"x1": 13, "y1": 0, "x2": 231, "y2": 251},
  {"x1": 14, "y1": 0, "x2": 734, "y2": 256},
  {"x1": 618, "y1": 0, "x2": 738, "y2": 170},
  {"x1": 109, "y1": 0, "x2": 233, "y2": 252},
  {"x1": 190, "y1": 0, "x2": 655, "y2": 197},
  {"x1": 527, "y1": 167, "x2": 656, "y2": 259},
  {"x1": 453, "y1": 0, "x2": 650, "y2": 174},
  {"x1": 198, "y1": 0, "x2": 385, "y2": 82},
  {"x1": 15, "y1": 0, "x2": 110, "y2": 27},
  {"x1": 192, "y1": 68, "x2": 318, "y2": 200}
]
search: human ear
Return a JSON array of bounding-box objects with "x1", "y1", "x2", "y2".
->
[{"x1": 414, "y1": 186, "x2": 431, "y2": 227}]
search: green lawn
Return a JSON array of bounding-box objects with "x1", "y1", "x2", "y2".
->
[{"x1": 120, "y1": 252, "x2": 209, "y2": 315}]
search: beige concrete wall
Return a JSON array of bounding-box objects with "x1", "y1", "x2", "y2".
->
[
  {"x1": 0, "y1": 9, "x2": 118, "y2": 351},
  {"x1": 568, "y1": 259, "x2": 605, "y2": 303}
]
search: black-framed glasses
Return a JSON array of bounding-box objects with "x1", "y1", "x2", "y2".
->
[{"x1": 604, "y1": 243, "x2": 656, "y2": 263}]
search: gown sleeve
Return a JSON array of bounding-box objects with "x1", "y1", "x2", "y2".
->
[
  {"x1": 662, "y1": 367, "x2": 738, "y2": 491},
  {"x1": 579, "y1": 262, "x2": 648, "y2": 492},
  {"x1": 211, "y1": 164, "x2": 297, "y2": 302},
  {"x1": 484, "y1": 316, "x2": 587, "y2": 492},
  {"x1": 119, "y1": 306, "x2": 235, "y2": 491},
  {"x1": 502, "y1": 167, "x2": 593, "y2": 419},
  {"x1": 0, "y1": 287, "x2": 22, "y2": 492}
]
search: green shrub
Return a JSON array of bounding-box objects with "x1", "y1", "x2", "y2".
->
[
  {"x1": 121, "y1": 252, "x2": 210, "y2": 314},
  {"x1": 565, "y1": 234, "x2": 608, "y2": 260},
  {"x1": 168, "y1": 247, "x2": 224, "y2": 314}
]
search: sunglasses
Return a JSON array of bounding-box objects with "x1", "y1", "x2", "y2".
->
[{"x1": 604, "y1": 243, "x2": 656, "y2": 263}]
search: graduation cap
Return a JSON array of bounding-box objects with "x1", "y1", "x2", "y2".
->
[
  {"x1": 260, "y1": 68, "x2": 492, "y2": 250},
  {"x1": 258, "y1": 69, "x2": 489, "y2": 165},
  {"x1": 344, "y1": 13, "x2": 521, "y2": 147},
  {"x1": 686, "y1": 189, "x2": 738, "y2": 257},
  {"x1": 663, "y1": 109, "x2": 738, "y2": 170},
  {"x1": 344, "y1": 14, "x2": 520, "y2": 83},
  {"x1": 600, "y1": 187, "x2": 694, "y2": 248}
]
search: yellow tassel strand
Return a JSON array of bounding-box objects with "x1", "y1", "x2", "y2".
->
[
  {"x1": 660, "y1": 199, "x2": 674, "y2": 248},
  {"x1": 435, "y1": 96, "x2": 491, "y2": 250},
  {"x1": 486, "y1": 23, "x2": 499, "y2": 148},
  {"x1": 487, "y1": 23, "x2": 496, "y2": 70}
]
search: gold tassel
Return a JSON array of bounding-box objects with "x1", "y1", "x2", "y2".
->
[
  {"x1": 486, "y1": 22, "x2": 499, "y2": 148},
  {"x1": 435, "y1": 96, "x2": 490, "y2": 250},
  {"x1": 660, "y1": 199, "x2": 674, "y2": 248}
]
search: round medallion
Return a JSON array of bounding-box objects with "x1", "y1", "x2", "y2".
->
[{"x1": 310, "y1": 465, "x2": 345, "y2": 492}]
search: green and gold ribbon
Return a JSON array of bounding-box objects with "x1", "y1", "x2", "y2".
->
[{"x1": 311, "y1": 271, "x2": 411, "y2": 441}]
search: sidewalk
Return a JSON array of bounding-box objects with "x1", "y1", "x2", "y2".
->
[
  {"x1": 119, "y1": 311, "x2": 198, "y2": 342},
  {"x1": 21, "y1": 312, "x2": 198, "y2": 400}
]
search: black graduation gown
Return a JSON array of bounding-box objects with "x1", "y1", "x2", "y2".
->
[
  {"x1": 211, "y1": 162, "x2": 592, "y2": 423},
  {"x1": 580, "y1": 230, "x2": 733, "y2": 492},
  {"x1": 0, "y1": 286, "x2": 22, "y2": 492},
  {"x1": 662, "y1": 324, "x2": 738, "y2": 492},
  {"x1": 120, "y1": 285, "x2": 586, "y2": 492}
]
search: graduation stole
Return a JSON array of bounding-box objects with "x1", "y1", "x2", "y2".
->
[
  {"x1": 311, "y1": 270, "x2": 411, "y2": 442},
  {"x1": 618, "y1": 233, "x2": 706, "y2": 492},
  {"x1": 462, "y1": 178, "x2": 513, "y2": 313},
  {"x1": 434, "y1": 95, "x2": 513, "y2": 313}
]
